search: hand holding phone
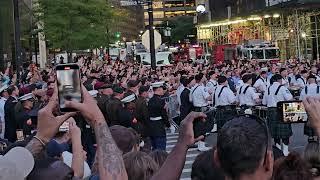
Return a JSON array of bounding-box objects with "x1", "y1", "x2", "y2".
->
[
  {"x1": 56, "y1": 64, "x2": 82, "y2": 112},
  {"x1": 277, "y1": 100, "x2": 308, "y2": 123}
]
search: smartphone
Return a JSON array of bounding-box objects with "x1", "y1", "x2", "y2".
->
[
  {"x1": 16, "y1": 129, "x2": 24, "y2": 141},
  {"x1": 277, "y1": 100, "x2": 308, "y2": 123},
  {"x1": 59, "y1": 121, "x2": 69, "y2": 132},
  {"x1": 56, "y1": 64, "x2": 82, "y2": 112}
]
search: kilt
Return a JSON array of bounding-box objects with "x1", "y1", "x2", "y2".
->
[
  {"x1": 267, "y1": 108, "x2": 292, "y2": 139},
  {"x1": 216, "y1": 106, "x2": 238, "y2": 130},
  {"x1": 193, "y1": 107, "x2": 215, "y2": 138}
]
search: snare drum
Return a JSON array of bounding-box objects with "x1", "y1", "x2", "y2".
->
[{"x1": 255, "y1": 106, "x2": 268, "y2": 120}]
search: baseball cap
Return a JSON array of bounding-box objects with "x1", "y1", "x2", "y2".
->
[
  {"x1": 0, "y1": 147, "x2": 35, "y2": 180},
  {"x1": 46, "y1": 140, "x2": 70, "y2": 158}
]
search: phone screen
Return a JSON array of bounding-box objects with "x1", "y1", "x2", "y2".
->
[
  {"x1": 279, "y1": 101, "x2": 308, "y2": 123},
  {"x1": 56, "y1": 64, "x2": 82, "y2": 112}
]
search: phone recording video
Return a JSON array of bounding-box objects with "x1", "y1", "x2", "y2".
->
[
  {"x1": 278, "y1": 101, "x2": 308, "y2": 123},
  {"x1": 56, "y1": 64, "x2": 82, "y2": 112}
]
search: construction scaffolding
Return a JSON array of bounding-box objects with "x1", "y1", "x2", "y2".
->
[{"x1": 197, "y1": 9, "x2": 320, "y2": 61}]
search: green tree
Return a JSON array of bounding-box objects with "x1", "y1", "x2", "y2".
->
[
  {"x1": 160, "y1": 16, "x2": 196, "y2": 44},
  {"x1": 36, "y1": 0, "x2": 117, "y2": 61}
]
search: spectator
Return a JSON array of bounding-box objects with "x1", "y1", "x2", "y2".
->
[
  {"x1": 110, "y1": 125, "x2": 140, "y2": 154},
  {"x1": 149, "y1": 150, "x2": 168, "y2": 167},
  {"x1": 191, "y1": 148, "x2": 225, "y2": 180},
  {"x1": 304, "y1": 142, "x2": 320, "y2": 178},
  {"x1": 273, "y1": 152, "x2": 312, "y2": 180},
  {"x1": 124, "y1": 151, "x2": 159, "y2": 180},
  {"x1": 214, "y1": 115, "x2": 273, "y2": 180}
]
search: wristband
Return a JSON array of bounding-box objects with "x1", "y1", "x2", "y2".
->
[{"x1": 33, "y1": 136, "x2": 46, "y2": 147}]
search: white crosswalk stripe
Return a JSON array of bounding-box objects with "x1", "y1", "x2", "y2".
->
[{"x1": 165, "y1": 132, "x2": 212, "y2": 179}]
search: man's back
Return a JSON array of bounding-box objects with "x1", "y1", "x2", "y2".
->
[{"x1": 4, "y1": 96, "x2": 18, "y2": 142}]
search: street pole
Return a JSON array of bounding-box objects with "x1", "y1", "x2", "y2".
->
[
  {"x1": 34, "y1": 35, "x2": 38, "y2": 65},
  {"x1": 148, "y1": 0, "x2": 156, "y2": 70},
  {"x1": 315, "y1": 16, "x2": 319, "y2": 61},
  {"x1": 13, "y1": 0, "x2": 22, "y2": 78}
]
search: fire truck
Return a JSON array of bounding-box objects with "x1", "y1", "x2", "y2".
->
[{"x1": 212, "y1": 41, "x2": 280, "y2": 64}]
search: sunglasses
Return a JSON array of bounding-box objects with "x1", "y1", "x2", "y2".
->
[{"x1": 236, "y1": 114, "x2": 270, "y2": 165}]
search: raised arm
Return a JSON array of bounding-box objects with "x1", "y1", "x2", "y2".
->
[
  {"x1": 66, "y1": 84, "x2": 128, "y2": 180},
  {"x1": 151, "y1": 112, "x2": 207, "y2": 180}
]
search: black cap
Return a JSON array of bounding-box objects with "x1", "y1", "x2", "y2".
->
[
  {"x1": 307, "y1": 74, "x2": 316, "y2": 81},
  {"x1": 113, "y1": 86, "x2": 124, "y2": 94},
  {"x1": 139, "y1": 85, "x2": 150, "y2": 94},
  {"x1": 218, "y1": 75, "x2": 227, "y2": 84},
  {"x1": 242, "y1": 74, "x2": 253, "y2": 83},
  {"x1": 272, "y1": 74, "x2": 283, "y2": 82}
]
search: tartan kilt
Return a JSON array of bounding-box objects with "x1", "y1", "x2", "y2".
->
[
  {"x1": 193, "y1": 107, "x2": 215, "y2": 137},
  {"x1": 216, "y1": 108, "x2": 238, "y2": 130},
  {"x1": 267, "y1": 108, "x2": 292, "y2": 139}
]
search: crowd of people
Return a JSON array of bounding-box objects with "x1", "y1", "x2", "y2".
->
[{"x1": 1, "y1": 56, "x2": 320, "y2": 180}]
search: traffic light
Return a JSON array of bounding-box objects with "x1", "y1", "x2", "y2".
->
[{"x1": 115, "y1": 32, "x2": 121, "y2": 39}]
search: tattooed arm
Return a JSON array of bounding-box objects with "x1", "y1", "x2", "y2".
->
[
  {"x1": 94, "y1": 120, "x2": 128, "y2": 180},
  {"x1": 25, "y1": 138, "x2": 45, "y2": 159}
]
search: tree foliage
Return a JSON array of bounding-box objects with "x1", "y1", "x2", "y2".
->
[{"x1": 36, "y1": 0, "x2": 117, "y2": 51}]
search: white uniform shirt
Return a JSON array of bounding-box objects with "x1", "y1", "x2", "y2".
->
[
  {"x1": 0, "y1": 97, "x2": 7, "y2": 138},
  {"x1": 190, "y1": 83, "x2": 210, "y2": 107},
  {"x1": 288, "y1": 74, "x2": 297, "y2": 85},
  {"x1": 296, "y1": 77, "x2": 307, "y2": 88},
  {"x1": 215, "y1": 85, "x2": 236, "y2": 106},
  {"x1": 299, "y1": 83, "x2": 320, "y2": 100},
  {"x1": 282, "y1": 77, "x2": 290, "y2": 88},
  {"x1": 236, "y1": 80, "x2": 244, "y2": 91},
  {"x1": 206, "y1": 79, "x2": 217, "y2": 92},
  {"x1": 237, "y1": 84, "x2": 259, "y2": 106},
  {"x1": 253, "y1": 77, "x2": 270, "y2": 93},
  {"x1": 262, "y1": 82, "x2": 293, "y2": 107},
  {"x1": 176, "y1": 84, "x2": 185, "y2": 106}
]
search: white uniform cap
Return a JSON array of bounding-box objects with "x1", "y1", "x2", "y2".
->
[
  {"x1": 88, "y1": 90, "x2": 98, "y2": 98},
  {"x1": 121, "y1": 94, "x2": 136, "y2": 103},
  {"x1": 19, "y1": 93, "x2": 34, "y2": 101},
  {"x1": 0, "y1": 85, "x2": 8, "y2": 93},
  {"x1": 151, "y1": 81, "x2": 165, "y2": 88}
]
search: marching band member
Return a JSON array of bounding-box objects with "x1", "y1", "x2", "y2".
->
[
  {"x1": 299, "y1": 74, "x2": 320, "y2": 142},
  {"x1": 296, "y1": 70, "x2": 308, "y2": 89},
  {"x1": 253, "y1": 71, "x2": 270, "y2": 94},
  {"x1": 263, "y1": 74, "x2": 293, "y2": 156},
  {"x1": 280, "y1": 68, "x2": 290, "y2": 88},
  {"x1": 237, "y1": 74, "x2": 261, "y2": 113},
  {"x1": 190, "y1": 73, "x2": 211, "y2": 151},
  {"x1": 215, "y1": 76, "x2": 237, "y2": 131}
]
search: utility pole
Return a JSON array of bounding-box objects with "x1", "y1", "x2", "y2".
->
[
  {"x1": 13, "y1": 0, "x2": 22, "y2": 77},
  {"x1": 148, "y1": 0, "x2": 156, "y2": 70}
]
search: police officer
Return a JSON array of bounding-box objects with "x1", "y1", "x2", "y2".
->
[
  {"x1": 299, "y1": 74, "x2": 320, "y2": 142},
  {"x1": 190, "y1": 73, "x2": 211, "y2": 151},
  {"x1": 253, "y1": 71, "x2": 270, "y2": 94},
  {"x1": 237, "y1": 74, "x2": 261, "y2": 113},
  {"x1": 215, "y1": 75, "x2": 237, "y2": 130},
  {"x1": 263, "y1": 74, "x2": 293, "y2": 156},
  {"x1": 147, "y1": 81, "x2": 170, "y2": 151}
]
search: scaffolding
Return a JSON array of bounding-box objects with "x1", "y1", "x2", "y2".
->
[{"x1": 197, "y1": 9, "x2": 320, "y2": 61}]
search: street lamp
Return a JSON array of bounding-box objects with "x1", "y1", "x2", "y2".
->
[
  {"x1": 301, "y1": 32, "x2": 307, "y2": 58},
  {"x1": 273, "y1": 13, "x2": 280, "y2": 18},
  {"x1": 196, "y1": 4, "x2": 206, "y2": 13}
]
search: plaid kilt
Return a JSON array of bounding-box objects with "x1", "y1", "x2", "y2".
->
[
  {"x1": 193, "y1": 107, "x2": 215, "y2": 137},
  {"x1": 267, "y1": 108, "x2": 292, "y2": 139},
  {"x1": 216, "y1": 107, "x2": 238, "y2": 130}
]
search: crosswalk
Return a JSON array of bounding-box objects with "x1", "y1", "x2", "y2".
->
[{"x1": 166, "y1": 132, "x2": 210, "y2": 180}]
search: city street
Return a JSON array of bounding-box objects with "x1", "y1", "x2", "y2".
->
[{"x1": 166, "y1": 123, "x2": 309, "y2": 179}]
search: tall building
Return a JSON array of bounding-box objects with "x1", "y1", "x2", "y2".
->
[
  {"x1": 110, "y1": 0, "x2": 144, "y2": 41},
  {"x1": 144, "y1": 0, "x2": 197, "y2": 25}
]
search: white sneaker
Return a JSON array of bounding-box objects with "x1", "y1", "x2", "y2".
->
[
  {"x1": 244, "y1": 109, "x2": 253, "y2": 115},
  {"x1": 211, "y1": 124, "x2": 217, "y2": 133},
  {"x1": 197, "y1": 141, "x2": 211, "y2": 152},
  {"x1": 170, "y1": 125, "x2": 175, "y2": 134},
  {"x1": 282, "y1": 144, "x2": 289, "y2": 156}
]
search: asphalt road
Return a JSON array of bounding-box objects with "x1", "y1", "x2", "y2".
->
[{"x1": 205, "y1": 123, "x2": 308, "y2": 154}]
